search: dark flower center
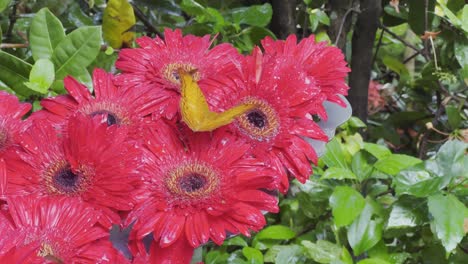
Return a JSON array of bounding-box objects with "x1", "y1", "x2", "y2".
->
[
  {"x1": 179, "y1": 173, "x2": 207, "y2": 193},
  {"x1": 237, "y1": 98, "x2": 280, "y2": 141},
  {"x1": 247, "y1": 110, "x2": 267, "y2": 128},
  {"x1": 53, "y1": 167, "x2": 79, "y2": 192},
  {"x1": 90, "y1": 110, "x2": 118, "y2": 126},
  {"x1": 166, "y1": 161, "x2": 220, "y2": 199}
]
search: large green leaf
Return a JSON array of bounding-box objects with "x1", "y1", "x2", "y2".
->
[
  {"x1": 374, "y1": 154, "x2": 422, "y2": 175},
  {"x1": 321, "y1": 167, "x2": 357, "y2": 180},
  {"x1": 29, "y1": 8, "x2": 65, "y2": 61},
  {"x1": 363, "y1": 143, "x2": 391, "y2": 160},
  {"x1": 434, "y1": 140, "x2": 467, "y2": 179},
  {"x1": 255, "y1": 225, "x2": 296, "y2": 240},
  {"x1": 321, "y1": 138, "x2": 349, "y2": 169},
  {"x1": 231, "y1": 3, "x2": 273, "y2": 27},
  {"x1": 330, "y1": 186, "x2": 366, "y2": 227},
  {"x1": 386, "y1": 197, "x2": 425, "y2": 230},
  {"x1": 302, "y1": 240, "x2": 342, "y2": 263},
  {"x1": 428, "y1": 194, "x2": 467, "y2": 253},
  {"x1": 0, "y1": 51, "x2": 34, "y2": 96},
  {"x1": 394, "y1": 167, "x2": 443, "y2": 197},
  {"x1": 347, "y1": 199, "x2": 384, "y2": 256},
  {"x1": 52, "y1": 26, "x2": 102, "y2": 79},
  {"x1": 351, "y1": 151, "x2": 374, "y2": 181},
  {"x1": 265, "y1": 245, "x2": 304, "y2": 264},
  {"x1": 242, "y1": 247, "x2": 263, "y2": 264}
]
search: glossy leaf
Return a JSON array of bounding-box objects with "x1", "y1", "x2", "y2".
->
[
  {"x1": 264, "y1": 245, "x2": 304, "y2": 264},
  {"x1": 231, "y1": 3, "x2": 273, "y2": 27},
  {"x1": 357, "y1": 258, "x2": 391, "y2": 264},
  {"x1": 434, "y1": 140, "x2": 467, "y2": 179},
  {"x1": 321, "y1": 138, "x2": 349, "y2": 169},
  {"x1": 102, "y1": 0, "x2": 136, "y2": 48},
  {"x1": 52, "y1": 26, "x2": 102, "y2": 79},
  {"x1": 330, "y1": 186, "x2": 366, "y2": 227},
  {"x1": 321, "y1": 167, "x2": 357, "y2": 180},
  {"x1": 363, "y1": 143, "x2": 391, "y2": 160},
  {"x1": 374, "y1": 154, "x2": 422, "y2": 175},
  {"x1": 302, "y1": 240, "x2": 342, "y2": 264},
  {"x1": 0, "y1": 51, "x2": 34, "y2": 96},
  {"x1": 386, "y1": 197, "x2": 425, "y2": 229},
  {"x1": 179, "y1": 71, "x2": 255, "y2": 131},
  {"x1": 255, "y1": 225, "x2": 296, "y2": 240},
  {"x1": 428, "y1": 194, "x2": 467, "y2": 253},
  {"x1": 394, "y1": 167, "x2": 443, "y2": 197},
  {"x1": 351, "y1": 151, "x2": 374, "y2": 181},
  {"x1": 24, "y1": 58, "x2": 55, "y2": 94},
  {"x1": 347, "y1": 199, "x2": 384, "y2": 256},
  {"x1": 242, "y1": 247, "x2": 263, "y2": 264},
  {"x1": 29, "y1": 8, "x2": 66, "y2": 60}
]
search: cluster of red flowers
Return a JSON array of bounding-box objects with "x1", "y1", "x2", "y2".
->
[{"x1": 0, "y1": 29, "x2": 349, "y2": 263}]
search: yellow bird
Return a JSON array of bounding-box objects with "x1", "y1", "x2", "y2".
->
[{"x1": 179, "y1": 70, "x2": 255, "y2": 132}]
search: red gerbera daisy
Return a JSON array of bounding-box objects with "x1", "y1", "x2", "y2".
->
[
  {"x1": 115, "y1": 28, "x2": 242, "y2": 119},
  {"x1": 32, "y1": 68, "x2": 162, "y2": 135},
  {"x1": 128, "y1": 120, "x2": 279, "y2": 254},
  {"x1": 3, "y1": 114, "x2": 141, "y2": 224},
  {"x1": 261, "y1": 34, "x2": 350, "y2": 111},
  {"x1": 0, "y1": 195, "x2": 117, "y2": 263},
  {"x1": 205, "y1": 47, "x2": 328, "y2": 192},
  {"x1": 0, "y1": 91, "x2": 31, "y2": 154}
]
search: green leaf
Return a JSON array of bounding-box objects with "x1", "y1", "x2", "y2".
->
[
  {"x1": 29, "y1": 8, "x2": 66, "y2": 61},
  {"x1": 24, "y1": 58, "x2": 55, "y2": 94},
  {"x1": 330, "y1": 186, "x2": 366, "y2": 227},
  {"x1": 351, "y1": 151, "x2": 374, "y2": 182},
  {"x1": 434, "y1": 140, "x2": 468, "y2": 179},
  {"x1": 428, "y1": 194, "x2": 467, "y2": 253},
  {"x1": 223, "y1": 236, "x2": 248, "y2": 247},
  {"x1": 348, "y1": 116, "x2": 367, "y2": 128},
  {"x1": 454, "y1": 40, "x2": 468, "y2": 69},
  {"x1": 102, "y1": 0, "x2": 136, "y2": 48},
  {"x1": 205, "y1": 251, "x2": 229, "y2": 264},
  {"x1": 180, "y1": 0, "x2": 206, "y2": 17},
  {"x1": 242, "y1": 247, "x2": 263, "y2": 264},
  {"x1": 347, "y1": 199, "x2": 384, "y2": 256},
  {"x1": 382, "y1": 56, "x2": 410, "y2": 83},
  {"x1": 302, "y1": 240, "x2": 342, "y2": 263},
  {"x1": 0, "y1": 51, "x2": 34, "y2": 96},
  {"x1": 231, "y1": 3, "x2": 273, "y2": 27},
  {"x1": 394, "y1": 167, "x2": 443, "y2": 197},
  {"x1": 321, "y1": 138, "x2": 349, "y2": 169},
  {"x1": 357, "y1": 259, "x2": 391, "y2": 264},
  {"x1": 264, "y1": 245, "x2": 304, "y2": 264},
  {"x1": 0, "y1": 0, "x2": 11, "y2": 13},
  {"x1": 386, "y1": 197, "x2": 425, "y2": 229},
  {"x1": 321, "y1": 167, "x2": 357, "y2": 180},
  {"x1": 363, "y1": 143, "x2": 391, "y2": 160},
  {"x1": 374, "y1": 154, "x2": 422, "y2": 175},
  {"x1": 255, "y1": 225, "x2": 296, "y2": 240},
  {"x1": 52, "y1": 26, "x2": 102, "y2": 79},
  {"x1": 445, "y1": 105, "x2": 462, "y2": 129}
]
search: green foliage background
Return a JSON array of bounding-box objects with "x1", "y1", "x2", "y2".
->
[{"x1": 0, "y1": 0, "x2": 467, "y2": 263}]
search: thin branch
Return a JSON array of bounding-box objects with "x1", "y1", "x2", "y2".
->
[
  {"x1": 371, "y1": 29, "x2": 384, "y2": 66},
  {"x1": 418, "y1": 96, "x2": 451, "y2": 158},
  {"x1": 130, "y1": 3, "x2": 162, "y2": 38},
  {"x1": 334, "y1": 7, "x2": 360, "y2": 46},
  {"x1": 0, "y1": 43, "x2": 28, "y2": 49},
  {"x1": 403, "y1": 51, "x2": 421, "y2": 64},
  {"x1": 380, "y1": 24, "x2": 420, "y2": 52},
  {"x1": 5, "y1": 1, "x2": 18, "y2": 39}
]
